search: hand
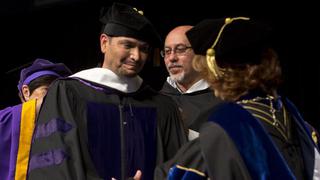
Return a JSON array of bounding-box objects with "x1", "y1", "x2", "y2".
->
[
  {"x1": 133, "y1": 170, "x2": 142, "y2": 180},
  {"x1": 111, "y1": 170, "x2": 142, "y2": 180}
]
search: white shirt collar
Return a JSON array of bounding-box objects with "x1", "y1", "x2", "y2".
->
[
  {"x1": 166, "y1": 77, "x2": 210, "y2": 94},
  {"x1": 70, "y1": 68, "x2": 143, "y2": 93}
]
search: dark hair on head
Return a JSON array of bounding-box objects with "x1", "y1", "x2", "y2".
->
[
  {"x1": 28, "y1": 75, "x2": 59, "y2": 96},
  {"x1": 193, "y1": 48, "x2": 282, "y2": 101}
]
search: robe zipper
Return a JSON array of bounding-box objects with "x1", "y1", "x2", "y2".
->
[{"x1": 118, "y1": 103, "x2": 126, "y2": 180}]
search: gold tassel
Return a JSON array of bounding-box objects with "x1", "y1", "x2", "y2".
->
[
  {"x1": 133, "y1": 8, "x2": 144, "y2": 15},
  {"x1": 205, "y1": 17, "x2": 250, "y2": 79},
  {"x1": 206, "y1": 48, "x2": 220, "y2": 78},
  {"x1": 312, "y1": 131, "x2": 318, "y2": 144}
]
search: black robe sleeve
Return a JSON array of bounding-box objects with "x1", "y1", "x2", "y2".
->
[
  {"x1": 200, "y1": 122, "x2": 252, "y2": 180},
  {"x1": 154, "y1": 122, "x2": 252, "y2": 180},
  {"x1": 154, "y1": 93, "x2": 188, "y2": 164},
  {"x1": 28, "y1": 80, "x2": 101, "y2": 180}
]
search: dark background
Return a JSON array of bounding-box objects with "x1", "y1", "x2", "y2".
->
[{"x1": 1, "y1": 0, "x2": 319, "y2": 129}]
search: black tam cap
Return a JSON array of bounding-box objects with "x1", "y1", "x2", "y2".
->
[
  {"x1": 186, "y1": 17, "x2": 273, "y2": 66},
  {"x1": 100, "y1": 2, "x2": 161, "y2": 47}
]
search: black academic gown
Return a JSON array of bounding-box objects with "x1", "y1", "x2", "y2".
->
[
  {"x1": 161, "y1": 81, "x2": 221, "y2": 131},
  {"x1": 27, "y1": 78, "x2": 187, "y2": 180},
  {"x1": 155, "y1": 93, "x2": 319, "y2": 180},
  {"x1": 155, "y1": 122, "x2": 251, "y2": 180}
]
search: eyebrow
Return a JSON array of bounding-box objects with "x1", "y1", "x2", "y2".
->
[
  {"x1": 164, "y1": 43, "x2": 190, "y2": 48},
  {"x1": 118, "y1": 39, "x2": 136, "y2": 44},
  {"x1": 119, "y1": 39, "x2": 149, "y2": 47}
]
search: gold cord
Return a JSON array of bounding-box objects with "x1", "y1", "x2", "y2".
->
[
  {"x1": 133, "y1": 7, "x2": 144, "y2": 15},
  {"x1": 206, "y1": 17, "x2": 250, "y2": 79},
  {"x1": 237, "y1": 95, "x2": 290, "y2": 140}
]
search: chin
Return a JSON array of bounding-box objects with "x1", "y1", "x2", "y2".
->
[
  {"x1": 124, "y1": 71, "x2": 138, "y2": 77},
  {"x1": 170, "y1": 74, "x2": 185, "y2": 83},
  {"x1": 126, "y1": 73, "x2": 137, "y2": 78},
  {"x1": 119, "y1": 68, "x2": 139, "y2": 77}
]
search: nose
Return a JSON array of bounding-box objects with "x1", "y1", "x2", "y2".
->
[
  {"x1": 166, "y1": 52, "x2": 178, "y2": 62},
  {"x1": 130, "y1": 48, "x2": 141, "y2": 61}
]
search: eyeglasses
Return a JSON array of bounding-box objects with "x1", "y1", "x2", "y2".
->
[{"x1": 160, "y1": 45, "x2": 192, "y2": 58}]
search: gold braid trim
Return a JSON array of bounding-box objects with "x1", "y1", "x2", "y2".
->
[
  {"x1": 206, "y1": 17, "x2": 250, "y2": 79},
  {"x1": 312, "y1": 131, "x2": 318, "y2": 144},
  {"x1": 175, "y1": 164, "x2": 206, "y2": 177},
  {"x1": 133, "y1": 7, "x2": 144, "y2": 15}
]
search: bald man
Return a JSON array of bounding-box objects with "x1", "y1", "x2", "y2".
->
[{"x1": 160, "y1": 26, "x2": 222, "y2": 140}]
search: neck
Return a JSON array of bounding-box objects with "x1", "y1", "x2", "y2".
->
[
  {"x1": 176, "y1": 83, "x2": 189, "y2": 93},
  {"x1": 176, "y1": 76, "x2": 202, "y2": 93}
]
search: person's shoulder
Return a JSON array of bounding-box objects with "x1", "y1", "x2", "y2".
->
[
  {"x1": 160, "y1": 81, "x2": 179, "y2": 96},
  {"x1": 45, "y1": 77, "x2": 86, "y2": 97},
  {"x1": 0, "y1": 103, "x2": 22, "y2": 112},
  {"x1": 140, "y1": 84, "x2": 174, "y2": 101},
  {"x1": 207, "y1": 101, "x2": 251, "y2": 122},
  {"x1": 153, "y1": 91, "x2": 178, "y2": 105},
  {"x1": 0, "y1": 106, "x2": 12, "y2": 112},
  {"x1": 211, "y1": 101, "x2": 242, "y2": 112},
  {"x1": 140, "y1": 86, "x2": 179, "y2": 110},
  {"x1": 0, "y1": 103, "x2": 22, "y2": 119},
  {"x1": 50, "y1": 77, "x2": 88, "y2": 88}
]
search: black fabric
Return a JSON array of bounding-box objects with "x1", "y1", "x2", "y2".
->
[
  {"x1": 160, "y1": 81, "x2": 221, "y2": 131},
  {"x1": 28, "y1": 78, "x2": 187, "y2": 180},
  {"x1": 186, "y1": 18, "x2": 273, "y2": 66},
  {"x1": 200, "y1": 123, "x2": 252, "y2": 180},
  {"x1": 154, "y1": 137, "x2": 207, "y2": 179},
  {"x1": 100, "y1": 2, "x2": 161, "y2": 46},
  {"x1": 290, "y1": 107, "x2": 316, "y2": 180},
  {"x1": 154, "y1": 122, "x2": 252, "y2": 180},
  {"x1": 239, "y1": 100, "x2": 306, "y2": 179},
  {"x1": 155, "y1": 92, "x2": 318, "y2": 180}
]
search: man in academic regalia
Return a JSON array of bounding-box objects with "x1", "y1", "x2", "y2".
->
[
  {"x1": 27, "y1": 3, "x2": 187, "y2": 180},
  {"x1": 160, "y1": 25, "x2": 221, "y2": 140},
  {"x1": 0, "y1": 58, "x2": 71, "y2": 180},
  {"x1": 155, "y1": 17, "x2": 320, "y2": 180}
]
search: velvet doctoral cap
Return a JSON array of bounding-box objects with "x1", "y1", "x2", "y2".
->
[
  {"x1": 100, "y1": 2, "x2": 161, "y2": 47},
  {"x1": 17, "y1": 58, "x2": 72, "y2": 92},
  {"x1": 186, "y1": 17, "x2": 273, "y2": 66}
]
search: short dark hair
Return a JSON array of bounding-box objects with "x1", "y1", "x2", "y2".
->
[{"x1": 28, "y1": 75, "x2": 58, "y2": 95}]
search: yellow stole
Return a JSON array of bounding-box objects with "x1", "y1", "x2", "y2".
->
[{"x1": 15, "y1": 99, "x2": 36, "y2": 180}]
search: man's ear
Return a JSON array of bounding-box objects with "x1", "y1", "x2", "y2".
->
[
  {"x1": 100, "y1": 34, "x2": 110, "y2": 53},
  {"x1": 21, "y1": 85, "x2": 31, "y2": 102}
]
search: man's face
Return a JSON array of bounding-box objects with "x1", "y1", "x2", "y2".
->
[
  {"x1": 163, "y1": 26, "x2": 198, "y2": 84},
  {"x1": 100, "y1": 34, "x2": 150, "y2": 77}
]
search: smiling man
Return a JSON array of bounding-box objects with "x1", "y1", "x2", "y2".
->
[
  {"x1": 161, "y1": 26, "x2": 221, "y2": 140},
  {"x1": 27, "y1": 3, "x2": 187, "y2": 180}
]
